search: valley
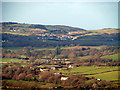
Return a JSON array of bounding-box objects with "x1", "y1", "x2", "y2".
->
[{"x1": 1, "y1": 22, "x2": 120, "y2": 89}]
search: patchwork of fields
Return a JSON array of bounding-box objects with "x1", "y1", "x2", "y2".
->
[
  {"x1": 101, "y1": 53, "x2": 120, "y2": 61},
  {"x1": 86, "y1": 71, "x2": 119, "y2": 81},
  {"x1": 2, "y1": 46, "x2": 102, "y2": 50},
  {"x1": 2, "y1": 58, "x2": 21, "y2": 63},
  {"x1": 2, "y1": 46, "x2": 120, "y2": 84},
  {"x1": 57, "y1": 66, "x2": 119, "y2": 81}
]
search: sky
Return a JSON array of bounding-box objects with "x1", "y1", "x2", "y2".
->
[{"x1": 2, "y1": 2, "x2": 118, "y2": 30}]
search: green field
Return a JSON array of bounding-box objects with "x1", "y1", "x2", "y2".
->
[
  {"x1": 101, "y1": 53, "x2": 120, "y2": 61},
  {"x1": 3, "y1": 46, "x2": 102, "y2": 50},
  {"x1": 20, "y1": 55, "x2": 27, "y2": 58},
  {"x1": 2, "y1": 58, "x2": 21, "y2": 63},
  {"x1": 34, "y1": 47, "x2": 56, "y2": 50},
  {"x1": 58, "y1": 66, "x2": 118, "y2": 74},
  {"x1": 58, "y1": 66, "x2": 100, "y2": 74},
  {"x1": 7, "y1": 80, "x2": 35, "y2": 84},
  {"x1": 86, "y1": 71, "x2": 119, "y2": 81},
  {"x1": 57, "y1": 66, "x2": 118, "y2": 81},
  {"x1": 3, "y1": 47, "x2": 24, "y2": 50},
  {"x1": 6, "y1": 79, "x2": 59, "y2": 88},
  {"x1": 7, "y1": 80, "x2": 46, "y2": 85},
  {"x1": 3, "y1": 47, "x2": 56, "y2": 50},
  {"x1": 78, "y1": 55, "x2": 90, "y2": 59},
  {"x1": 82, "y1": 66, "x2": 118, "y2": 75}
]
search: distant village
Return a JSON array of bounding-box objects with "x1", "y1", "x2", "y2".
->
[
  {"x1": 32, "y1": 57, "x2": 78, "y2": 71},
  {"x1": 8, "y1": 28, "x2": 77, "y2": 41},
  {"x1": 36, "y1": 33, "x2": 76, "y2": 41}
]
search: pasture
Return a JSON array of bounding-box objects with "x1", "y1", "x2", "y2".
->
[
  {"x1": 81, "y1": 66, "x2": 118, "y2": 75},
  {"x1": 34, "y1": 47, "x2": 56, "y2": 50},
  {"x1": 101, "y1": 53, "x2": 120, "y2": 61},
  {"x1": 86, "y1": 71, "x2": 119, "y2": 81},
  {"x1": 57, "y1": 66, "x2": 118, "y2": 81},
  {"x1": 77, "y1": 55, "x2": 90, "y2": 59},
  {"x1": 3, "y1": 46, "x2": 101, "y2": 50},
  {"x1": 3, "y1": 47, "x2": 23, "y2": 50},
  {"x1": 2, "y1": 58, "x2": 21, "y2": 63}
]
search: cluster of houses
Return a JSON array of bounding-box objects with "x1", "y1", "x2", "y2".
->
[
  {"x1": 10, "y1": 29, "x2": 20, "y2": 32},
  {"x1": 39, "y1": 67, "x2": 69, "y2": 81},
  {"x1": 9, "y1": 27, "x2": 21, "y2": 32},
  {"x1": 23, "y1": 65, "x2": 69, "y2": 81},
  {"x1": 36, "y1": 33, "x2": 74, "y2": 41},
  {"x1": 7, "y1": 26, "x2": 77, "y2": 41}
]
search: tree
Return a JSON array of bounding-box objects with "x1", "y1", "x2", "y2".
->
[
  {"x1": 23, "y1": 47, "x2": 32, "y2": 57},
  {"x1": 68, "y1": 52, "x2": 76, "y2": 60},
  {"x1": 58, "y1": 61, "x2": 62, "y2": 66},
  {"x1": 55, "y1": 46, "x2": 61, "y2": 55},
  {"x1": 17, "y1": 73, "x2": 26, "y2": 80},
  {"x1": 29, "y1": 56, "x2": 35, "y2": 62},
  {"x1": 25, "y1": 74, "x2": 33, "y2": 81}
]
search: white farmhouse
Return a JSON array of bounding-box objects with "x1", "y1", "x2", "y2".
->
[
  {"x1": 40, "y1": 68, "x2": 44, "y2": 72},
  {"x1": 61, "y1": 77, "x2": 68, "y2": 81},
  {"x1": 51, "y1": 67, "x2": 55, "y2": 70},
  {"x1": 54, "y1": 73, "x2": 60, "y2": 75},
  {"x1": 68, "y1": 65, "x2": 73, "y2": 68},
  {"x1": 97, "y1": 79, "x2": 101, "y2": 81}
]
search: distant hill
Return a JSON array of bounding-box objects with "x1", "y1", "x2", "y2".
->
[
  {"x1": 2, "y1": 22, "x2": 119, "y2": 47},
  {"x1": 2, "y1": 22, "x2": 86, "y2": 35},
  {"x1": 68, "y1": 28, "x2": 119, "y2": 36},
  {"x1": 45, "y1": 25, "x2": 86, "y2": 34}
]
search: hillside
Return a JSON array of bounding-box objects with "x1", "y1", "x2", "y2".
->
[
  {"x1": 2, "y1": 22, "x2": 119, "y2": 47},
  {"x1": 2, "y1": 22, "x2": 86, "y2": 35},
  {"x1": 45, "y1": 25, "x2": 86, "y2": 34}
]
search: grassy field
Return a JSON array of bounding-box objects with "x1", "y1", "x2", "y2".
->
[
  {"x1": 57, "y1": 66, "x2": 118, "y2": 81},
  {"x1": 86, "y1": 71, "x2": 119, "y2": 81},
  {"x1": 7, "y1": 80, "x2": 35, "y2": 84},
  {"x1": 6, "y1": 79, "x2": 61, "y2": 88},
  {"x1": 81, "y1": 66, "x2": 118, "y2": 75},
  {"x1": 3, "y1": 46, "x2": 101, "y2": 50},
  {"x1": 58, "y1": 66, "x2": 101, "y2": 74},
  {"x1": 34, "y1": 47, "x2": 56, "y2": 50},
  {"x1": 78, "y1": 55, "x2": 90, "y2": 59},
  {"x1": 101, "y1": 53, "x2": 120, "y2": 61},
  {"x1": 2, "y1": 32, "x2": 30, "y2": 36},
  {"x1": 58, "y1": 66, "x2": 118, "y2": 74},
  {"x1": 3, "y1": 47, "x2": 24, "y2": 50},
  {"x1": 3, "y1": 47, "x2": 56, "y2": 50},
  {"x1": 2, "y1": 58, "x2": 21, "y2": 63},
  {"x1": 20, "y1": 55, "x2": 27, "y2": 58},
  {"x1": 61, "y1": 46, "x2": 100, "y2": 50}
]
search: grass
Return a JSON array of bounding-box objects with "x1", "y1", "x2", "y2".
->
[
  {"x1": 3, "y1": 46, "x2": 105, "y2": 51},
  {"x1": 2, "y1": 32, "x2": 30, "y2": 36},
  {"x1": 58, "y1": 66, "x2": 101, "y2": 74},
  {"x1": 3, "y1": 47, "x2": 56, "y2": 50},
  {"x1": 6, "y1": 79, "x2": 58, "y2": 88},
  {"x1": 93, "y1": 46, "x2": 100, "y2": 50},
  {"x1": 81, "y1": 66, "x2": 118, "y2": 75},
  {"x1": 33, "y1": 47, "x2": 56, "y2": 50},
  {"x1": 3, "y1": 47, "x2": 24, "y2": 50},
  {"x1": 20, "y1": 55, "x2": 27, "y2": 58},
  {"x1": 2, "y1": 58, "x2": 21, "y2": 63},
  {"x1": 57, "y1": 66, "x2": 118, "y2": 81},
  {"x1": 86, "y1": 71, "x2": 119, "y2": 81},
  {"x1": 7, "y1": 80, "x2": 35, "y2": 84},
  {"x1": 77, "y1": 55, "x2": 90, "y2": 59},
  {"x1": 37, "y1": 65, "x2": 58, "y2": 68},
  {"x1": 101, "y1": 53, "x2": 120, "y2": 61}
]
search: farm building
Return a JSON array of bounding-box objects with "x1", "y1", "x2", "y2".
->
[{"x1": 61, "y1": 77, "x2": 68, "y2": 81}]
